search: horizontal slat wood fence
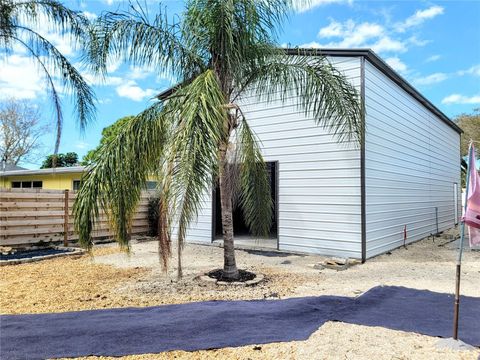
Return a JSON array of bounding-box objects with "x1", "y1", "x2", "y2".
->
[{"x1": 0, "y1": 188, "x2": 155, "y2": 246}]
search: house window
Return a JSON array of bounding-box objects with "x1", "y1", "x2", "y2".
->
[
  {"x1": 73, "y1": 180, "x2": 82, "y2": 191},
  {"x1": 11, "y1": 181, "x2": 43, "y2": 189},
  {"x1": 146, "y1": 181, "x2": 158, "y2": 190}
]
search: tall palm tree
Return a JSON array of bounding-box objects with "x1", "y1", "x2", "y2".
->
[
  {"x1": 74, "y1": 0, "x2": 362, "y2": 280},
  {"x1": 0, "y1": 0, "x2": 95, "y2": 152}
]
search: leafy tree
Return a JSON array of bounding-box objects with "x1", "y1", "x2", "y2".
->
[
  {"x1": 0, "y1": 98, "x2": 48, "y2": 165},
  {"x1": 41, "y1": 152, "x2": 78, "y2": 168},
  {"x1": 455, "y1": 108, "x2": 480, "y2": 187},
  {"x1": 81, "y1": 116, "x2": 134, "y2": 166},
  {"x1": 74, "y1": 0, "x2": 362, "y2": 280},
  {"x1": 455, "y1": 108, "x2": 480, "y2": 156},
  {"x1": 0, "y1": 0, "x2": 95, "y2": 153}
]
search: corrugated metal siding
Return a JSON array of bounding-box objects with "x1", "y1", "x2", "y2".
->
[
  {"x1": 175, "y1": 193, "x2": 213, "y2": 244},
  {"x1": 237, "y1": 56, "x2": 362, "y2": 257},
  {"x1": 364, "y1": 60, "x2": 461, "y2": 258}
]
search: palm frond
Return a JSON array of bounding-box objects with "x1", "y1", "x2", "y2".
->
[
  {"x1": 235, "y1": 50, "x2": 363, "y2": 143},
  {"x1": 73, "y1": 102, "x2": 169, "y2": 250},
  {"x1": 236, "y1": 119, "x2": 273, "y2": 237},
  {"x1": 183, "y1": 0, "x2": 291, "y2": 93},
  {"x1": 1, "y1": 0, "x2": 95, "y2": 151},
  {"x1": 6, "y1": 35, "x2": 64, "y2": 153},
  {"x1": 165, "y1": 69, "x2": 228, "y2": 255},
  {"x1": 17, "y1": 26, "x2": 95, "y2": 134},
  {"x1": 10, "y1": 0, "x2": 89, "y2": 37},
  {"x1": 87, "y1": 9, "x2": 205, "y2": 82},
  {"x1": 1, "y1": 0, "x2": 89, "y2": 50}
]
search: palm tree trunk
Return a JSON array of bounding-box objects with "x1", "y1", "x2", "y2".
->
[{"x1": 219, "y1": 148, "x2": 239, "y2": 280}]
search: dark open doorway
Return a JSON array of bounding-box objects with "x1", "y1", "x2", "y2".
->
[{"x1": 213, "y1": 161, "x2": 278, "y2": 248}]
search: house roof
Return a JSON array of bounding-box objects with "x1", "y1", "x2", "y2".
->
[
  {"x1": 0, "y1": 166, "x2": 85, "y2": 177},
  {"x1": 157, "y1": 48, "x2": 462, "y2": 135},
  {"x1": 1, "y1": 163, "x2": 27, "y2": 172}
]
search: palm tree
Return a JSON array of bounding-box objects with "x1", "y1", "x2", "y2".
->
[
  {"x1": 74, "y1": 0, "x2": 362, "y2": 280},
  {"x1": 0, "y1": 0, "x2": 95, "y2": 152}
]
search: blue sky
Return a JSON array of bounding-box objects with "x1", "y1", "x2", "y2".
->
[{"x1": 1, "y1": 0, "x2": 479, "y2": 168}]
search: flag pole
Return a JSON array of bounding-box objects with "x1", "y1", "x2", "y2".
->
[{"x1": 453, "y1": 142, "x2": 472, "y2": 340}]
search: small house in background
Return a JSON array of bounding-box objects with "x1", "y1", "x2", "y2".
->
[
  {"x1": 0, "y1": 166, "x2": 159, "y2": 191},
  {"x1": 163, "y1": 48, "x2": 462, "y2": 262},
  {"x1": 0, "y1": 166, "x2": 86, "y2": 191}
]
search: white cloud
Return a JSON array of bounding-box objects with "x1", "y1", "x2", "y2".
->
[
  {"x1": 129, "y1": 66, "x2": 154, "y2": 80},
  {"x1": 442, "y1": 94, "x2": 480, "y2": 105},
  {"x1": 293, "y1": 0, "x2": 352, "y2": 13},
  {"x1": 407, "y1": 36, "x2": 430, "y2": 47},
  {"x1": 106, "y1": 59, "x2": 122, "y2": 73},
  {"x1": 371, "y1": 36, "x2": 407, "y2": 53},
  {"x1": 0, "y1": 55, "x2": 45, "y2": 99},
  {"x1": 385, "y1": 57, "x2": 408, "y2": 73},
  {"x1": 413, "y1": 72, "x2": 448, "y2": 85},
  {"x1": 308, "y1": 5, "x2": 443, "y2": 56},
  {"x1": 116, "y1": 80, "x2": 156, "y2": 101},
  {"x1": 395, "y1": 6, "x2": 444, "y2": 33},
  {"x1": 318, "y1": 20, "x2": 343, "y2": 37},
  {"x1": 458, "y1": 64, "x2": 480, "y2": 77},
  {"x1": 425, "y1": 55, "x2": 441, "y2": 63},
  {"x1": 82, "y1": 11, "x2": 97, "y2": 21},
  {"x1": 314, "y1": 19, "x2": 406, "y2": 54},
  {"x1": 82, "y1": 72, "x2": 123, "y2": 86},
  {"x1": 39, "y1": 32, "x2": 77, "y2": 57},
  {"x1": 318, "y1": 20, "x2": 383, "y2": 43}
]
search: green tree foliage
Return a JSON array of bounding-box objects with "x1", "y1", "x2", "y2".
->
[
  {"x1": 81, "y1": 116, "x2": 134, "y2": 165},
  {"x1": 0, "y1": 0, "x2": 96, "y2": 153},
  {"x1": 455, "y1": 108, "x2": 480, "y2": 187},
  {"x1": 74, "y1": 0, "x2": 362, "y2": 280},
  {"x1": 41, "y1": 152, "x2": 78, "y2": 168},
  {"x1": 455, "y1": 108, "x2": 480, "y2": 156}
]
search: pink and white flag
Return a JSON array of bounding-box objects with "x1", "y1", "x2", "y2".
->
[{"x1": 463, "y1": 143, "x2": 480, "y2": 247}]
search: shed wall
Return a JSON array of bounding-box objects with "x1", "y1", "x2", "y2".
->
[
  {"x1": 364, "y1": 60, "x2": 461, "y2": 257},
  {"x1": 184, "y1": 57, "x2": 363, "y2": 258}
]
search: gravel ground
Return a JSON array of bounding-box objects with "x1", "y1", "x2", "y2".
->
[
  {"x1": 0, "y1": 247, "x2": 146, "y2": 314},
  {"x1": 1, "y1": 229, "x2": 479, "y2": 359}
]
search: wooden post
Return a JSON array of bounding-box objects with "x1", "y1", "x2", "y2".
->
[
  {"x1": 453, "y1": 263, "x2": 461, "y2": 339},
  {"x1": 64, "y1": 189, "x2": 69, "y2": 247}
]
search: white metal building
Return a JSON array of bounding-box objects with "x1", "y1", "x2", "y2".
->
[{"x1": 163, "y1": 49, "x2": 462, "y2": 262}]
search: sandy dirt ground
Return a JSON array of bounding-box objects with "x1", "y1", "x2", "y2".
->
[{"x1": 1, "y1": 229, "x2": 479, "y2": 359}]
